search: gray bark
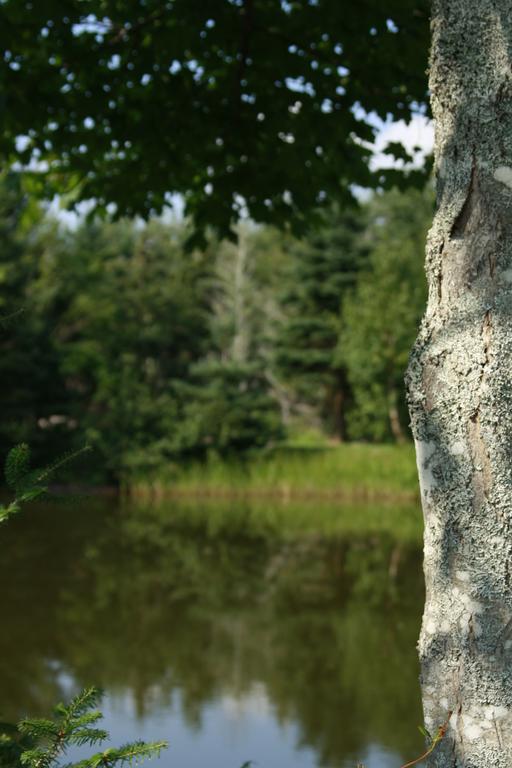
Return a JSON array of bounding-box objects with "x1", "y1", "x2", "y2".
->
[{"x1": 406, "y1": 1, "x2": 512, "y2": 765}]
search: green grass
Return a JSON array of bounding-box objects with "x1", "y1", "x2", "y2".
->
[{"x1": 131, "y1": 443, "x2": 419, "y2": 502}]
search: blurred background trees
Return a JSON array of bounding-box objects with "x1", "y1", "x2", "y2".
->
[
  {"x1": 339, "y1": 188, "x2": 431, "y2": 443},
  {"x1": 275, "y1": 205, "x2": 369, "y2": 442},
  {"x1": 0, "y1": 171, "x2": 433, "y2": 483}
]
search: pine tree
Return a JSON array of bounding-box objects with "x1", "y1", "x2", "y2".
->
[
  {"x1": 340, "y1": 188, "x2": 432, "y2": 441},
  {"x1": 276, "y1": 206, "x2": 368, "y2": 440},
  {"x1": 19, "y1": 217, "x2": 214, "y2": 480},
  {"x1": 0, "y1": 687, "x2": 165, "y2": 768},
  {"x1": 167, "y1": 226, "x2": 286, "y2": 460},
  {"x1": 173, "y1": 358, "x2": 284, "y2": 459},
  {"x1": 0, "y1": 443, "x2": 90, "y2": 523}
]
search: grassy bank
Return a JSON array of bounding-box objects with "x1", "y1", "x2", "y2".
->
[{"x1": 130, "y1": 443, "x2": 419, "y2": 501}]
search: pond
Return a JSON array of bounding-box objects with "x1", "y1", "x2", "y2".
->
[{"x1": 0, "y1": 498, "x2": 425, "y2": 768}]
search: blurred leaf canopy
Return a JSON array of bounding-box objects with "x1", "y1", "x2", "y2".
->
[{"x1": 1, "y1": 0, "x2": 429, "y2": 241}]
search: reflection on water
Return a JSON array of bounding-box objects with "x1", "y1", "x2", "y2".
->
[{"x1": 0, "y1": 499, "x2": 424, "y2": 768}]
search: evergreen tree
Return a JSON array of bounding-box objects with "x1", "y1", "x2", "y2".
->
[
  {"x1": 0, "y1": 174, "x2": 71, "y2": 465},
  {"x1": 276, "y1": 206, "x2": 369, "y2": 440},
  {"x1": 340, "y1": 188, "x2": 433, "y2": 441},
  {"x1": 0, "y1": 671, "x2": 165, "y2": 768},
  {"x1": 173, "y1": 359, "x2": 284, "y2": 459},
  {"x1": 210, "y1": 227, "x2": 290, "y2": 365},
  {"x1": 44, "y1": 219, "x2": 214, "y2": 479},
  {"x1": 173, "y1": 228, "x2": 286, "y2": 459}
]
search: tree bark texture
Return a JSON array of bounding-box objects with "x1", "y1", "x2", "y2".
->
[{"x1": 406, "y1": 1, "x2": 512, "y2": 765}]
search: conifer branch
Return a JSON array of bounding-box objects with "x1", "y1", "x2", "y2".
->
[
  {"x1": 0, "y1": 444, "x2": 92, "y2": 524},
  {"x1": 12, "y1": 688, "x2": 167, "y2": 768}
]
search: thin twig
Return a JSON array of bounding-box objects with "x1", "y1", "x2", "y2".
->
[{"x1": 400, "y1": 711, "x2": 452, "y2": 768}]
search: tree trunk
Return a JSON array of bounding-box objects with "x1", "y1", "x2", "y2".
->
[
  {"x1": 387, "y1": 381, "x2": 405, "y2": 444},
  {"x1": 232, "y1": 228, "x2": 249, "y2": 364},
  {"x1": 406, "y1": 2, "x2": 512, "y2": 764}
]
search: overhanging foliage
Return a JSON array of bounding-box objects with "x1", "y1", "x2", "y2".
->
[{"x1": 1, "y1": 0, "x2": 430, "y2": 241}]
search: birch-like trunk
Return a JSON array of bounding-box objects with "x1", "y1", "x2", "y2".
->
[
  {"x1": 232, "y1": 228, "x2": 249, "y2": 364},
  {"x1": 406, "y1": 1, "x2": 512, "y2": 764}
]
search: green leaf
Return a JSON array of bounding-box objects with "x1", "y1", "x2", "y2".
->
[{"x1": 1, "y1": 1, "x2": 430, "y2": 236}]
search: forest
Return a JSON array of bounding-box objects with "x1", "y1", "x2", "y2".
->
[
  {"x1": 1, "y1": 172, "x2": 432, "y2": 485},
  {"x1": 5, "y1": 0, "x2": 509, "y2": 765}
]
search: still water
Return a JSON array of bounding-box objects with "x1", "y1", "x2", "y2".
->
[{"x1": 0, "y1": 498, "x2": 424, "y2": 768}]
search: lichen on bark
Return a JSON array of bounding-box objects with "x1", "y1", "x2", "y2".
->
[{"x1": 406, "y1": 1, "x2": 512, "y2": 765}]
